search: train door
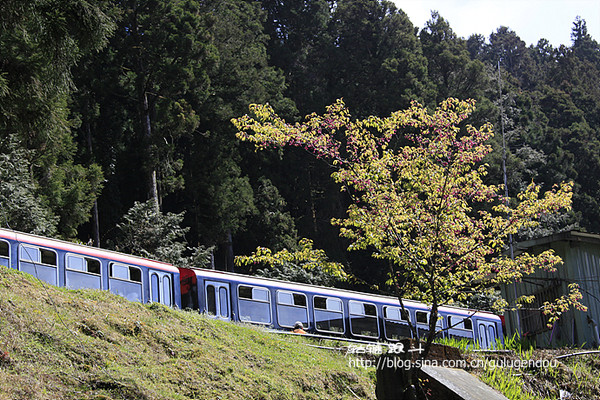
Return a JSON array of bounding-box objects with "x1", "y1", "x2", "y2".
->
[
  {"x1": 150, "y1": 271, "x2": 174, "y2": 306},
  {"x1": 477, "y1": 320, "x2": 498, "y2": 349},
  {"x1": 205, "y1": 281, "x2": 231, "y2": 321}
]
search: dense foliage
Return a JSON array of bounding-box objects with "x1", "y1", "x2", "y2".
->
[
  {"x1": 1, "y1": 0, "x2": 599, "y2": 290},
  {"x1": 236, "y1": 238, "x2": 349, "y2": 286}
]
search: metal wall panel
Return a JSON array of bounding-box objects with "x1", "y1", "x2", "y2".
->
[{"x1": 502, "y1": 234, "x2": 600, "y2": 347}]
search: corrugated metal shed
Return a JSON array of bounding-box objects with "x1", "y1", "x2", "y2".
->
[{"x1": 501, "y1": 231, "x2": 600, "y2": 347}]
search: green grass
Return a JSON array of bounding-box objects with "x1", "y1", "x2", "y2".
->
[
  {"x1": 433, "y1": 336, "x2": 478, "y2": 352},
  {"x1": 0, "y1": 267, "x2": 374, "y2": 400},
  {"x1": 479, "y1": 365, "x2": 547, "y2": 400},
  {"x1": 465, "y1": 337, "x2": 600, "y2": 400}
]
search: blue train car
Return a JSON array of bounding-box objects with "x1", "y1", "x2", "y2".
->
[
  {"x1": 182, "y1": 267, "x2": 503, "y2": 348},
  {"x1": 0, "y1": 228, "x2": 181, "y2": 308}
]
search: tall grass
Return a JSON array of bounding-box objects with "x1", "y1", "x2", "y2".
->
[{"x1": 480, "y1": 366, "x2": 548, "y2": 400}]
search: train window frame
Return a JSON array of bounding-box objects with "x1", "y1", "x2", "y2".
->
[
  {"x1": 206, "y1": 284, "x2": 217, "y2": 315},
  {"x1": 276, "y1": 290, "x2": 308, "y2": 328},
  {"x1": 277, "y1": 290, "x2": 307, "y2": 307},
  {"x1": 19, "y1": 244, "x2": 57, "y2": 266},
  {"x1": 66, "y1": 253, "x2": 101, "y2": 276},
  {"x1": 464, "y1": 317, "x2": 473, "y2": 331},
  {"x1": 447, "y1": 315, "x2": 473, "y2": 332},
  {"x1": 218, "y1": 286, "x2": 228, "y2": 318},
  {"x1": 237, "y1": 284, "x2": 272, "y2": 325},
  {"x1": 151, "y1": 273, "x2": 162, "y2": 304},
  {"x1": 348, "y1": 300, "x2": 379, "y2": 339},
  {"x1": 109, "y1": 262, "x2": 142, "y2": 283},
  {"x1": 488, "y1": 325, "x2": 497, "y2": 343},
  {"x1": 383, "y1": 305, "x2": 412, "y2": 341},
  {"x1": 0, "y1": 240, "x2": 9, "y2": 259},
  {"x1": 383, "y1": 306, "x2": 410, "y2": 322},
  {"x1": 416, "y1": 310, "x2": 429, "y2": 324},
  {"x1": 313, "y1": 295, "x2": 345, "y2": 334},
  {"x1": 163, "y1": 275, "x2": 173, "y2": 307},
  {"x1": 239, "y1": 285, "x2": 270, "y2": 303}
]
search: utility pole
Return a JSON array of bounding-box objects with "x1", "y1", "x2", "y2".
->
[{"x1": 498, "y1": 60, "x2": 522, "y2": 336}]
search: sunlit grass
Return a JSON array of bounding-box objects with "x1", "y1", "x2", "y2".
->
[{"x1": 0, "y1": 267, "x2": 375, "y2": 399}]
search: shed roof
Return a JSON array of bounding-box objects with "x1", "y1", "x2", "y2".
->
[{"x1": 516, "y1": 230, "x2": 600, "y2": 251}]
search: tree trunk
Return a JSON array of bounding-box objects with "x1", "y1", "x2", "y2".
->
[
  {"x1": 85, "y1": 117, "x2": 100, "y2": 247},
  {"x1": 375, "y1": 339, "x2": 420, "y2": 400},
  {"x1": 307, "y1": 165, "x2": 318, "y2": 234},
  {"x1": 91, "y1": 200, "x2": 100, "y2": 247},
  {"x1": 141, "y1": 90, "x2": 160, "y2": 212},
  {"x1": 133, "y1": 0, "x2": 160, "y2": 213},
  {"x1": 225, "y1": 230, "x2": 234, "y2": 272}
]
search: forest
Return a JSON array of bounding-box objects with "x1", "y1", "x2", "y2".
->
[{"x1": 1, "y1": 0, "x2": 599, "y2": 294}]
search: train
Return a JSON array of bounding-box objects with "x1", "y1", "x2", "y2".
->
[{"x1": 0, "y1": 227, "x2": 503, "y2": 348}]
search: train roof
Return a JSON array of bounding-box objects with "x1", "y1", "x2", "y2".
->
[
  {"x1": 0, "y1": 228, "x2": 179, "y2": 274},
  {"x1": 187, "y1": 267, "x2": 501, "y2": 320}
]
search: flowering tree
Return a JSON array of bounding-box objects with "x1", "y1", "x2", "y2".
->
[{"x1": 232, "y1": 98, "x2": 585, "y2": 353}]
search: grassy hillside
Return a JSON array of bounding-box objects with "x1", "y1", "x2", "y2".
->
[{"x1": 0, "y1": 267, "x2": 375, "y2": 400}]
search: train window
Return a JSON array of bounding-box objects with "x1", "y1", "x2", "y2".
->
[
  {"x1": 447, "y1": 316, "x2": 473, "y2": 331},
  {"x1": 207, "y1": 285, "x2": 217, "y2": 315},
  {"x1": 68, "y1": 256, "x2": 84, "y2": 271},
  {"x1": 446, "y1": 315, "x2": 474, "y2": 341},
  {"x1": 238, "y1": 285, "x2": 271, "y2": 324},
  {"x1": 488, "y1": 325, "x2": 497, "y2": 344},
  {"x1": 416, "y1": 311, "x2": 428, "y2": 324},
  {"x1": 277, "y1": 291, "x2": 307, "y2": 307},
  {"x1": 383, "y1": 306, "x2": 412, "y2": 341},
  {"x1": 314, "y1": 296, "x2": 344, "y2": 334},
  {"x1": 384, "y1": 306, "x2": 410, "y2": 322},
  {"x1": 111, "y1": 263, "x2": 129, "y2": 280},
  {"x1": 163, "y1": 276, "x2": 172, "y2": 307},
  {"x1": 20, "y1": 245, "x2": 57, "y2": 266},
  {"x1": 64, "y1": 253, "x2": 102, "y2": 290},
  {"x1": 240, "y1": 286, "x2": 269, "y2": 302},
  {"x1": 0, "y1": 240, "x2": 8, "y2": 258},
  {"x1": 130, "y1": 267, "x2": 141, "y2": 282},
  {"x1": 20, "y1": 245, "x2": 39, "y2": 263},
  {"x1": 415, "y1": 311, "x2": 431, "y2": 339},
  {"x1": 315, "y1": 296, "x2": 343, "y2": 312},
  {"x1": 40, "y1": 249, "x2": 57, "y2": 266},
  {"x1": 110, "y1": 263, "x2": 142, "y2": 283},
  {"x1": 218, "y1": 286, "x2": 228, "y2": 318},
  {"x1": 446, "y1": 316, "x2": 454, "y2": 328},
  {"x1": 88, "y1": 259, "x2": 101, "y2": 274},
  {"x1": 108, "y1": 262, "x2": 142, "y2": 302},
  {"x1": 239, "y1": 285, "x2": 252, "y2": 299},
  {"x1": 464, "y1": 318, "x2": 473, "y2": 331},
  {"x1": 18, "y1": 244, "x2": 58, "y2": 285},
  {"x1": 276, "y1": 290, "x2": 308, "y2": 328},
  {"x1": 66, "y1": 254, "x2": 101, "y2": 275},
  {"x1": 349, "y1": 300, "x2": 379, "y2": 338},
  {"x1": 151, "y1": 273, "x2": 160, "y2": 303}
]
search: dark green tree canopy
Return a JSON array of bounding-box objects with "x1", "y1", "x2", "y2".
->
[
  {"x1": 0, "y1": 0, "x2": 113, "y2": 238},
  {"x1": 1, "y1": 1, "x2": 599, "y2": 292}
]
